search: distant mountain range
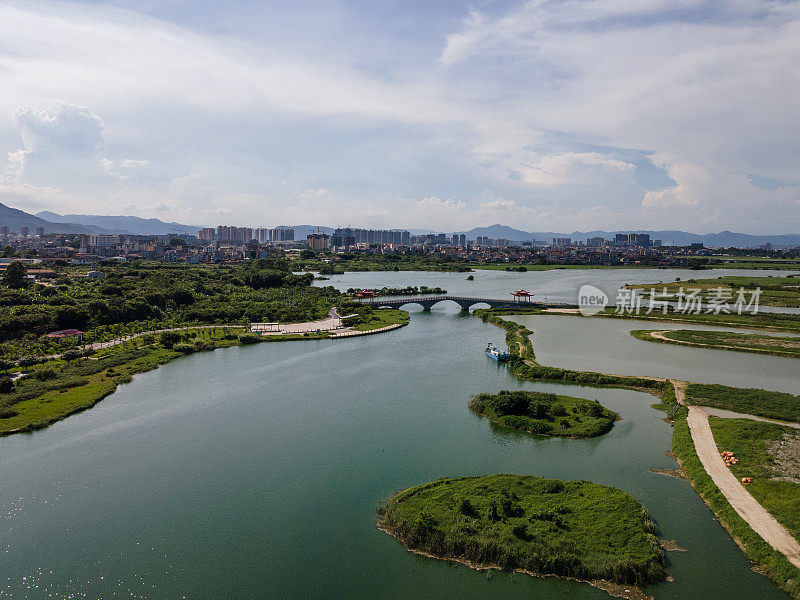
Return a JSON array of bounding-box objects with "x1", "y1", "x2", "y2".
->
[
  {"x1": 37, "y1": 211, "x2": 199, "y2": 236},
  {"x1": 0, "y1": 203, "x2": 116, "y2": 234},
  {"x1": 1, "y1": 203, "x2": 798, "y2": 247},
  {"x1": 457, "y1": 224, "x2": 800, "y2": 248}
]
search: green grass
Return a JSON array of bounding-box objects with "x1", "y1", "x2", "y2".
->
[
  {"x1": 684, "y1": 383, "x2": 800, "y2": 423},
  {"x1": 0, "y1": 347, "x2": 180, "y2": 434},
  {"x1": 595, "y1": 306, "x2": 800, "y2": 333},
  {"x1": 472, "y1": 307, "x2": 800, "y2": 595},
  {"x1": 470, "y1": 390, "x2": 618, "y2": 438},
  {"x1": 715, "y1": 258, "x2": 800, "y2": 271},
  {"x1": 471, "y1": 264, "x2": 634, "y2": 271},
  {"x1": 378, "y1": 474, "x2": 667, "y2": 587},
  {"x1": 0, "y1": 328, "x2": 243, "y2": 435},
  {"x1": 628, "y1": 275, "x2": 800, "y2": 307},
  {"x1": 709, "y1": 418, "x2": 800, "y2": 543},
  {"x1": 352, "y1": 308, "x2": 410, "y2": 331},
  {"x1": 671, "y1": 410, "x2": 800, "y2": 598},
  {"x1": 630, "y1": 329, "x2": 800, "y2": 359}
]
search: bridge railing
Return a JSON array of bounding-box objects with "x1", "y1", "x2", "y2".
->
[{"x1": 354, "y1": 295, "x2": 575, "y2": 308}]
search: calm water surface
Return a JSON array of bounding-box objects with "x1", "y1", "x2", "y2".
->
[
  {"x1": 0, "y1": 270, "x2": 795, "y2": 599},
  {"x1": 316, "y1": 267, "x2": 800, "y2": 307}
]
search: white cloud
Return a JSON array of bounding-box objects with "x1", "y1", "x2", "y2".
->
[{"x1": 0, "y1": 1, "x2": 797, "y2": 232}]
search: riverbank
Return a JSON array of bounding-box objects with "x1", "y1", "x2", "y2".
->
[
  {"x1": 0, "y1": 311, "x2": 409, "y2": 436},
  {"x1": 631, "y1": 329, "x2": 800, "y2": 359},
  {"x1": 478, "y1": 308, "x2": 800, "y2": 597},
  {"x1": 378, "y1": 475, "x2": 668, "y2": 597}
]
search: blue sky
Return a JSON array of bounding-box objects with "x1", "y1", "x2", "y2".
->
[{"x1": 0, "y1": 0, "x2": 798, "y2": 232}]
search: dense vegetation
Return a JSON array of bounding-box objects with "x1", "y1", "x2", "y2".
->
[
  {"x1": 685, "y1": 383, "x2": 800, "y2": 423},
  {"x1": 0, "y1": 260, "x2": 343, "y2": 359},
  {"x1": 631, "y1": 329, "x2": 800, "y2": 358},
  {"x1": 672, "y1": 410, "x2": 800, "y2": 598},
  {"x1": 709, "y1": 418, "x2": 800, "y2": 543},
  {"x1": 295, "y1": 253, "x2": 472, "y2": 273},
  {"x1": 0, "y1": 261, "x2": 411, "y2": 432},
  {"x1": 378, "y1": 475, "x2": 667, "y2": 587},
  {"x1": 344, "y1": 285, "x2": 446, "y2": 296},
  {"x1": 470, "y1": 390, "x2": 618, "y2": 438}
]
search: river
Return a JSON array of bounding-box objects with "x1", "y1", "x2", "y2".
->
[{"x1": 0, "y1": 269, "x2": 796, "y2": 599}]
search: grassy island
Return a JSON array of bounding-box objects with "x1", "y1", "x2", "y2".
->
[
  {"x1": 631, "y1": 329, "x2": 800, "y2": 359},
  {"x1": 470, "y1": 390, "x2": 618, "y2": 438},
  {"x1": 378, "y1": 475, "x2": 668, "y2": 589}
]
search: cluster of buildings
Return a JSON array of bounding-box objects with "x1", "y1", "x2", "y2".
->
[
  {"x1": 3, "y1": 219, "x2": 799, "y2": 268},
  {"x1": 1, "y1": 225, "x2": 46, "y2": 238},
  {"x1": 198, "y1": 226, "x2": 295, "y2": 244}
]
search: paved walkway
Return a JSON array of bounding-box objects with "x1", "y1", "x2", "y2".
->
[{"x1": 675, "y1": 381, "x2": 800, "y2": 569}]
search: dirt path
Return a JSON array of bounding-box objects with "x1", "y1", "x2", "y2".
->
[
  {"x1": 648, "y1": 330, "x2": 800, "y2": 358},
  {"x1": 699, "y1": 407, "x2": 800, "y2": 430},
  {"x1": 685, "y1": 402, "x2": 800, "y2": 568}
]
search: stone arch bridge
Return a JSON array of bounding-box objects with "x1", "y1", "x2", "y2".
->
[{"x1": 355, "y1": 295, "x2": 572, "y2": 312}]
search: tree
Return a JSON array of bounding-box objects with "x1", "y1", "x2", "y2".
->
[
  {"x1": 0, "y1": 376, "x2": 13, "y2": 394},
  {"x1": 3, "y1": 261, "x2": 26, "y2": 288}
]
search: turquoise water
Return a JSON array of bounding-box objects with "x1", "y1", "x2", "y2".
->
[{"x1": 0, "y1": 305, "x2": 791, "y2": 598}]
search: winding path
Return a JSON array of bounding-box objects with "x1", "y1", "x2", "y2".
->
[{"x1": 674, "y1": 381, "x2": 800, "y2": 568}]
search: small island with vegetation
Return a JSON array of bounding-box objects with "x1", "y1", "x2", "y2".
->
[
  {"x1": 378, "y1": 474, "x2": 668, "y2": 595},
  {"x1": 470, "y1": 390, "x2": 619, "y2": 438}
]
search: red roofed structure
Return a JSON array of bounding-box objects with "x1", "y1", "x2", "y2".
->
[{"x1": 511, "y1": 289, "x2": 533, "y2": 303}]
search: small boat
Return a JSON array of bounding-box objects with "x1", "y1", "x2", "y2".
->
[{"x1": 485, "y1": 342, "x2": 509, "y2": 361}]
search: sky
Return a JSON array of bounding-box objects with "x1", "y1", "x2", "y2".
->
[{"x1": 0, "y1": 0, "x2": 798, "y2": 233}]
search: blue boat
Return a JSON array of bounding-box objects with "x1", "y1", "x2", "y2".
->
[{"x1": 485, "y1": 342, "x2": 509, "y2": 361}]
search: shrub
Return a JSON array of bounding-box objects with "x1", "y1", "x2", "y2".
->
[
  {"x1": 173, "y1": 343, "x2": 196, "y2": 354},
  {"x1": 61, "y1": 350, "x2": 83, "y2": 362},
  {"x1": 160, "y1": 331, "x2": 182, "y2": 349},
  {"x1": 0, "y1": 377, "x2": 14, "y2": 394},
  {"x1": 33, "y1": 367, "x2": 58, "y2": 381},
  {"x1": 238, "y1": 333, "x2": 262, "y2": 345},
  {"x1": 17, "y1": 356, "x2": 40, "y2": 367}
]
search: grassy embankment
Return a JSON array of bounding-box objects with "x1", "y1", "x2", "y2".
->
[
  {"x1": 716, "y1": 257, "x2": 800, "y2": 271},
  {"x1": 476, "y1": 307, "x2": 800, "y2": 595},
  {"x1": 350, "y1": 308, "x2": 410, "y2": 331},
  {"x1": 627, "y1": 275, "x2": 800, "y2": 307},
  {"x1": 471, "y1": 264, "x2": 638, "y2": 271},
  {"x1": 709, "y1": 418, "x2": 800, "y2": 543},
  {"x1": 472, "y1": 308, "x2": 676, "y2": 403},
  {"x1": 672, "y1": 409, "x2": 800, "y2": 599},
  {"x1": 378, "y1": 474, "x2": 668, "y2": 588},
  {"x1": 0, "y1": 309, "x2": 410, "y2": 435},
  {"x1": 0, "y1": 327, "x2": 244, "y2": 434},
  {"x1": 470, "y1": 390, "x2": 618, "y2": 438},
  {"x1": 473, "y1": 303, "x2": 800, "y2": 334},
  {"x1": 630, "y1": 329, "x2": 800, "y2": 359},
  {"x1": 683, "y1": 383, "x2": 800, "y2": 423},
  {"x1": 596, "y1": 306, "x2": 800, "y2": 333}
]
